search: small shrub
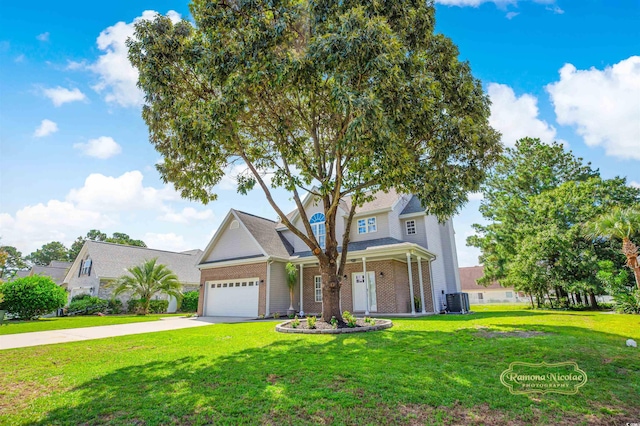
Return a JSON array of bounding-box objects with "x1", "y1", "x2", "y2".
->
[
  {"x1": 288, "y1": 313, "x2": 294, "y2": 319},
  {"x1": 342, "y1": 310, "x2": 352, "y2": 321},
  {"x1": 414, "y1": 296, "x2": 422, "y2": 312},
  {"x1": 127, "y1": 299, "x2": 169, "y2": 314},
  {"x1": 330, "y1": 316, "x2": 338, "y2": 329},
  {"x1": 273, "y1": 312, "x2": 280, "y2": 319},
  {"x1": 258, "y1": 314, "x2": 265, "y2": 319},
  {"x1": 68, "y1": 297, "x2": 108, "y2": 315},
  {"x1": 180, "y1": 291, "x2": 199, "y2": 312},
  {"x1": 307, "y1": 316, "x2": 317, "y2": 329},
  {"x1": 614, "y1": 290, "x2": 640, "y2": 314},
  {"x1": 71, "y1": 293, "x2": 92, "y2": 302},
  {"x1": 364, "y1": 316, "x2": 375, "y2": 325},
  {"x1": 0, "y1": 276, "x2": 67, "y2": 319},
  {"x1": 106, "y1": 298, "x2": 123, "y2": 314},
  {"x1": 291, "y1": 315, "x2": 300, "y2": 328}
]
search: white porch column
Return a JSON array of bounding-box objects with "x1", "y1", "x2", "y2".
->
[
  {"x1": 266, "y1": 260, "x2": 272, "y2": 316},
  {"x1": 406, "y1": 253, "x2": 416, "y2": 315},
  {"x1": 417, "y1": 256, "x2": 427, "y2": 314},
  {"x1": 299, "y1": 263, "x2": 304, "y2": 316},
  {"x1": 363, "y1": 257, "x2": 369, "y2": 315},
  {"x1": 429, "y1": 258, "x2": 439, "y2": 313}
]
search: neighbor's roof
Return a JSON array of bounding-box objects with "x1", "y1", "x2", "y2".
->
[
  {"x1": 31, "y1": 261, "x2": 72, "y2": 285},
  {"x1": 459, "y1": 266, "x2": 509, "y2": 291},
  {"x1": 71, "y1": 241, "x2": 202, "y2": 283},
  {"x1": 234, "y1": 210, "x2": 293, "y2": 258}
]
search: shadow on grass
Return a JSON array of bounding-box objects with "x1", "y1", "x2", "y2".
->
[{"x1": 28, "y1": 324, "x2": 640, "y2": 426}]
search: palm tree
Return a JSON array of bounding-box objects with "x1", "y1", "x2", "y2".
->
[
  {"x1": 586, "y1": 206, "x2": 640, "y2": 289},
  {"x1": 285, "y1": 262, "x2": 297, "y2": 315},
  {"x1": 113, "y1": 258, "x2": 183, "y2": 315}
]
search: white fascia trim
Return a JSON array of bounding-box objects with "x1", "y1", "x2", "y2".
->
[
  {"x1": 199, "y1": 256, "x2": 269, "y2": 270},
  {"x1": 399, "y1": 211, "x2": 427, "y2": 219},
  {"x1": 288, "y1": 243, "x2": 436, "y2": 264},
  {"x1": 346, "y1": 207, "x2": 393, "y2": 218}
]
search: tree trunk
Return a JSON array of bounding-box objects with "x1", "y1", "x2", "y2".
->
[
  {"x1": 575, "y1": 293, "x2": 582, "y2": 304},
  {"x1": 319, "y1": 257, "x2": 342, "y2": 322},
  {"x1": 288, "y1": 288, "x2": 295, "y2": 312},
  {"x1": 622, "y1": 238, "x2": 640, "y2": 290},
  {"x1": 589, "y1": 291, "x2": 598, "y2": 309},
  {"x1": 529, "y1": 293, "x2": 534, "y2": 309},
  {"x1": 547, "y1": 291, "x2": 554, "y2": 308}
]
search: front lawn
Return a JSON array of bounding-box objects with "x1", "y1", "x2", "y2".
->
[
  {"x1": 0, "y1": 314, "x2": 182, "y2": 335},
  {"x1": 0, "y1": 306, "x2": 638, "y2": 425}
]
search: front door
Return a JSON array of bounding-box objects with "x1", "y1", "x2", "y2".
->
[{"x1": 352, "y1": 271, "x2": 377, "y2": 312}]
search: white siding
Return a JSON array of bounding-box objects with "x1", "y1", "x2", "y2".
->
[
  {"x1": 269, "y1": 261, "x2": 292, "y2": 314},
  {"x1": 439, "y1": 219, "x2": 460, "y2": 294},
  {"x1": 424, "y1": 215, "x2": 447, "y2": 312},
  {"x1": 203, "y1": 221, "x2": 263, "y2": 262},
  {"x1": 401, "y1": 216, "x2": 428, "y2": 248}
]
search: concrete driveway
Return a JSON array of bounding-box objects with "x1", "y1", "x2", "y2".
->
[{"x1": 0, "y1": 317, "x2": 217, "y2": 351}]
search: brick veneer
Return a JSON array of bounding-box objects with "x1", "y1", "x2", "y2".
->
[
  {"x1": 198, "y1": 262, "x2": 268, "y2": 316},
  {"x1": 300, "y1": 258, "x2": 433, "y2": 315}
]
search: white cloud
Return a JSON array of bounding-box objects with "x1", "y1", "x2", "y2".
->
[
  {"x1": 89, "y1": 10, "x2": 181, "y2": 107},
  {"x1": 0, "y1": 201, "x2": 114, "y2": 253},
  {"x1": 159, "y1": 207, "x2": 214, "y2": 224},
  {"x1": 630, "y1": 181, "x2": 640, "y2": 189},
  {"x1": 14, "y1": 54, "x2": 25, "y2": 63},
  {"x1": 42, "y1": 86, "x2": 87, "y2": 106},
  {"x1": 73, "y1": 136, "x2": 122, "y2": 159},
  {"x1": 33, "y1": 119, "x2": 58, "y2": 138},
  {"x1": 143, "y1": 232, "x2": 191, "y2": 252},
  {"x1": 505, "y1": 11, "x2": 519, "y2": 19},
  {"x1": 36, "y1": 32, "x2": 50, "y2": 42},
  {"x1": 487, "y1": 83, "x2": 557, "y2": 146},
  {"x1": 546, "y1": 56, "x2": 640, "y2": 160},
  {"x1": 435, "y1": 0, "x2": 555, "y2": 7},
  {"x1": 66, "y1": 170, "x2": 179, "y2": 213},
  {"x1": 66, "y1": 60, "x2": 86, "y2": 70}
]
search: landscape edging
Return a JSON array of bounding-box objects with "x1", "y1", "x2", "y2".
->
[{"x1": 275, "y1": 319, "x2": 393, "y2": 334}]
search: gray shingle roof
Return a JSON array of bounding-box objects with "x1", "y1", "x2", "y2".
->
[
  {"x1": 400, "y1": 195, "x2": 425, "y2": 215},
  {"x1": 76, "y1": 241, "x2": 202, "y2": 283},
  {"x1": 293, "y1": 237, "x2": 407, "y2": 258},
  {"x1": 31, "y1": 262, "x2": 72, "y2": 285},
  {"x1": 234, "y1": 210, "x2": 293, "y2": 258}
]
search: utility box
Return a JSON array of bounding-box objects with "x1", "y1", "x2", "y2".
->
[{"x1": 446, "y1": 292, "x2": 470, "y2": 313}]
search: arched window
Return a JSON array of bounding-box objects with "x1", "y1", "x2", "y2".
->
[{"x1": 310, "y1": 213, "x2": 326, "y2": 249}]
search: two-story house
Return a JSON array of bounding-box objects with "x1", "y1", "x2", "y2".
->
[{"x1": 197, "y1": 189, "x2": 461, "y2": 317}]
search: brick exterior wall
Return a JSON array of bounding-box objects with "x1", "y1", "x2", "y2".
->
[
  {"x1": 301, "y1": 258, "x2": 433, "y2": 315},
  {"x1": 198, "y1": 262, "x2": 268, "y2": 316}
]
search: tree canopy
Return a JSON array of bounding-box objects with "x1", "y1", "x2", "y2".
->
[
  {"x1": 25, "y1": 242, "x2": 69, "y2": 266},
  {"x1": 469, "y1": 137, "x2": 640, "y2": 306},
  {"x1": 68, "y1": 230, "x2": 147, "y2": 261},
  {"x1": 128, "y1": 0, "x2": 501, "y2": 320}
]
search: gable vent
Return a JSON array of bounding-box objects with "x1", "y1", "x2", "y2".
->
[{"x1": 230, "y1": 220, "x2": 239, "y2": 229}]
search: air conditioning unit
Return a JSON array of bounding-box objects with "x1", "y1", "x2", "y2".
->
[{"x1": 446, "y1": 292, "x2": 470, "y2": 314}]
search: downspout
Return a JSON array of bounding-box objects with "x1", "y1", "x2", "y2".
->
[{"x1": 428, "y1": 256, "x2": 439, "y2": 313}]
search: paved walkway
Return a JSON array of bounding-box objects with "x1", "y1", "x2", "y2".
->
[{"x1": 0, "y1": 317, "x2": 249, "y2": 351}]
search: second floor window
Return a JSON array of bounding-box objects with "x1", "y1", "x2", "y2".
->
[
  {"x1": 357, "y1": 217, "x2": 377, "y2": 234},
  {"x1": 310, "y1": 213, "x2": 326, "y2": 249},
  {"x1": 406, "y1": 220, "x2": 416, "y2": 235}
]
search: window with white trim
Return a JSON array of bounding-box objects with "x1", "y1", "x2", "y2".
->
[
  {"x1": 79, "y1": 258, "x2": 92, "y2": 276},
  {"x1": 357, "y1": 217, "x2": 377, "y2": 234},
  {"x1": 314, "y1": 276, "x2": 322, "y2": 302},
  {"x1": 478, "y1": 293, "x2": 483, "y2": 300},
  {"x1": 506, "y1": 291, "x2": 513, "y2": 298},
  {"x1": 310, "y1": 213, "x2": 326, "y2": 249},
  {"x1": 405, "y1": 220, "x2": 416, "y2": 235}
]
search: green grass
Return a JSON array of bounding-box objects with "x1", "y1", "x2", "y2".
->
[
  {"x1": 0, "y1": 314, "x2": 182, "y2": 335},
  {"x1": 1, "y1": 306, "x2": 638, "y2": 425}
]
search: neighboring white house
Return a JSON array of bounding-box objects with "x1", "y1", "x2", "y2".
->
[
  {"x1": 198, "y1": 189, "x2": 462, "y2": 317},
  {"x1": 459, "y1": 265, "x2": 525, "y2": 304},
  {"x1": 63, "y1": 241, "x2": 202, "y2": 312}
]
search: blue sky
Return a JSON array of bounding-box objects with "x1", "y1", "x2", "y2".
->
[{"x1": 1, "y1": 0, "x2": 639, "y2": 266}]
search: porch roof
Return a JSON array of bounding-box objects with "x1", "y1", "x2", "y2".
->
[{"x1": 290, "y1": 238, "x2": 435, "y2": 262}]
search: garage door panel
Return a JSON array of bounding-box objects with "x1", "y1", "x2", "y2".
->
[{"x1": 205, "y1": 278, "x2": 259, "y2": 317}]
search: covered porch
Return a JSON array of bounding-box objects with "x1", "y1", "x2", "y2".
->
[{"x1": 289, "y1": 242, "x2": 437, "y2": 316}]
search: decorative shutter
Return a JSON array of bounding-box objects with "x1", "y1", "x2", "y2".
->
[{"x1": 78, "y1": 260, "x2": 83, "y2": 277}]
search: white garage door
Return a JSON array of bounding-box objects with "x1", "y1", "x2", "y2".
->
[{"x1": 205, "y1": 278, "x2": 259, "y2": 317}]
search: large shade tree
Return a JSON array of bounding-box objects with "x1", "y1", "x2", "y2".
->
[{"x1": 128, "y1": 0, "x2": 501, "y2": 321}]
